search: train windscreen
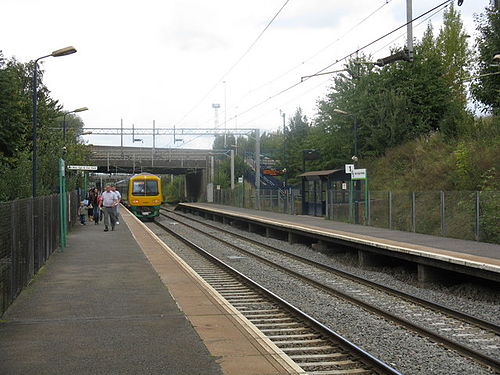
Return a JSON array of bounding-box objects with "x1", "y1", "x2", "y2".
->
[{"x1": 132, "y1": 180, "x2": 159, "y2": 196}]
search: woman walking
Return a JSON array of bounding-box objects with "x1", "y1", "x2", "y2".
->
[
  {"x1": 87, "y1": 188, "x2": 95, "y2": 222},
  {"x1": 92, "y1": 188, "x2": 102, "y2": 224}
]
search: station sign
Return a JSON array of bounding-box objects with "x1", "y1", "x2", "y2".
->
[
  {"x1": 67, "y1": 165, "x2": 98, "y2": 171},
  {"x1": 352, "y1": 168, "x2": 367, "y2": 180}
]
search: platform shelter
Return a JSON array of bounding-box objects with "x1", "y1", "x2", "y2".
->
[{"x1": 298, "y1": 169, "x2": 352, "y2": 216}]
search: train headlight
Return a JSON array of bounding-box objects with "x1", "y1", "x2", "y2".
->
[
  {"x1": 132, "y1": 200, "x2": 139, "y2": 204},
  {"x1": 152, "y1": 199, "x2": 160, "y2": 204}
]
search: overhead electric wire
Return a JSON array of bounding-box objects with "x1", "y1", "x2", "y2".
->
[
  {"x1": 304, "y1": 0, "x2": 453, "y2": 81},
  {"x1": 238, "y1": 77, "x2": 332, "y2": 129},
  {"x1": 173, "y1": 0, "x2": 291, "y2": 128},
  {"x1": 235, "y1": 0, "x2": 394, "y2": 105},
  {"x1": 372, "y1": 2, "x2": 450, "y2": 56},
  {"x1": 228, "y1": 0, "x2": 455, "y2": 124},
  {"x1": 179, "y1": 0, "x2": 455, "y2": 147}
]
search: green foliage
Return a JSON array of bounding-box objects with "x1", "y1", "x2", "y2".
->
[
  {"x1": 0, "y1": 52, "x2": 91, "y2": 201},
  {"x1": 365, "y1": 115, "x2": 499, "y2": 193},
  {"x1": 284, "y1": 108, "x2": 311, "y2": 179},
  {"x1": 471, "y1": 6, "x2": 500, "y2": 114},
  {"x1": 213, "y1": 154, "x2": 251, "y2": 188},
  {"x1": 163, "y1": 175, "x2": 185, "y2": 203},
  {"x1": 0, "y1": 55, "x2": 31, "y2": 161}
]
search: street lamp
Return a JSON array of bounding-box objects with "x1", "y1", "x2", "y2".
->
[
  {"x1": 279, "y1": 110, "x2": 287, "y2": 185},
  {"x1": 32, "y1": 46, "x2": 77, "y2": 197},
  {"x1": 302, "y1": 148, "x2": 320, "y2": 173},
  {"x1": 334, "y1": 108, "x2": 361, "y2": 223},
  {"x1": 333, "y1": 108, "x2": 358, "y2": 159},
  {"x1": 63, "y1": 107, "x2": 88, "y2": 142}
]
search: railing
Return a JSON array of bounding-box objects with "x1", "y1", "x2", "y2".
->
[
  {"x1": 362, "y1": 190, "x2": 499, "y2": 243},
  {"x1": 0, "y1": 192, "x2": 78, "y2": 316},
  {"x1": 210, "y1": 188, "x2": 499, "y2": 244},
  {"x1": 213, "y1": 187, "x2": 301, "y2": 215}
]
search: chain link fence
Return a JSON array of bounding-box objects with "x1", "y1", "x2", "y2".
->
[
  {"x1": 211, "y1": 187, "x2": 499, "y2": 244},
  {"x1": 0, "y1": 192, "x2": 78, "y2": 316},
  {"x1": 213, "y1": 186, "x2": 302, "y2": 215}
]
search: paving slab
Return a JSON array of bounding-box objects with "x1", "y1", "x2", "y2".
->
[{"x1": 0, "y1": 215, "x2": 223, "y2": 375}]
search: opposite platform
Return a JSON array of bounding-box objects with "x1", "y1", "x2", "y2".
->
[
  {"x1": 0, "y1": 208, "x2": 299, "y2": 374},
  {"x1": 177, "y1": 203, "x2": 500, "y2": 281}
]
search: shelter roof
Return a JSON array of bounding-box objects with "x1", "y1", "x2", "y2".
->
[{"x1": 297, "y1": 169, "x2": 342, "y2": 178}]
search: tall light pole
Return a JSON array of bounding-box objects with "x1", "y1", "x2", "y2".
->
[
  {"x1": 280, "y1": 110, "x2": 287, "y2": 187},
  {"x1": 32, "y1": 46, "x2": 77, "y2": 197},
  {"x1": 63, "y1": 107, "x2": 88, "y2": 143},
  {"x1": 334, "y1": 108, "x2": 360, "y2": 223},
  {"x1": 333, "y1": 108, "x2": 357, "y2": 159},
  {"x1": 223, "y1": 81, "x2": 227, "y2": 147}
]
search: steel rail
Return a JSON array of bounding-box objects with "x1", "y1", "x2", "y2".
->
[
  {"x1": 160, "y1": 210, "x2": 500, "y2": 372},
  {"x1": 164, "y1": 208, "x2": 500, "y2": 334},
  {"x1": 152, "y1": 219, "x2": 403, "y2": 375}
]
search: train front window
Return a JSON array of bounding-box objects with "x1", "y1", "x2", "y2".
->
[{"x1": 132, "y1": 180, "x2": 158, "y2": 196}]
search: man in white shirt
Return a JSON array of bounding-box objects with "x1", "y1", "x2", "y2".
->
[
  {"x1": 111, "y1": 185, "x2": 121, "y2": 225},
  {"x1": 101, "y1": 184, "x2": 118, "y2": 231}
]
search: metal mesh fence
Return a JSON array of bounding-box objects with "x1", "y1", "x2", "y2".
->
[
  {"x1": 0, "y1": 192, "x2": 78, "y2": 316},
  {"x1": 214, "y1": 187, "x2": 301, "y2": 215},
  {"x1": 210, "y1": 187, "x2": 499, "y2": 244}
]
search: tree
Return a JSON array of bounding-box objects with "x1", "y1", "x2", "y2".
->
[
  {"x1": 471, "y1": 6, "x2": 500, "y2": 114},
  {"x1": 0, "y1": 55, "x2": 31, "y2": 161},
  {"x1": 436, "y1": 3, "x2": 474, "y2": 136},
  {"x1": 0, "y1": 53, "x2": 91, "y2": 201},
  {"x1": 284, "y1": 107, "x2": 311, "y2": 178}
]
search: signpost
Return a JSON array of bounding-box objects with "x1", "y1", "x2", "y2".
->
[
  {"x1": 351, "y1": 168, "x2": 366, "y2": 180},
  {"x1": 67, "y1": 165, "x2": 98, "y2": 170},
  {"x1": 345, "y1": 164, "x2": 354, "y2": 174},
  {"x1": 59, "y1": 159, "x2": 67, "y2": 251},
  {"x1": 345, "y1": 165, "x2": 369, "y2": 224},
  {"x1": 68, "y1": 166, "x2": 97, "y2": 191}
]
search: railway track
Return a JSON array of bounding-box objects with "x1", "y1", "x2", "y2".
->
[
  {"x1": 152, "y1": 218, "x2": 402, "y2": 375},
  {"x1": 159, "y1": 208, "x2": 500, "y2": 373}
]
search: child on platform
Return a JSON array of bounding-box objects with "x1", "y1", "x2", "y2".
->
[{"x1": 78, "y1": 202, "x2": 87, "y2": 225}]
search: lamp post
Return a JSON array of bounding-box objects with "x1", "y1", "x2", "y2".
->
[
  {"x1": 333, "y1": 108, "x2": 357, "y2": 158},
  {"x1": 63, "y1": 107, "x2": 88, "y2": 143},
  {"x1": 333, "y1": 108, "x2": 359, "y2": 223},
  {"x1": 32, "y1": 46, "x2": 77, "y2": 197},
  {"x1": 280, "y1": 110, "x2": 287, "y2": 186}
]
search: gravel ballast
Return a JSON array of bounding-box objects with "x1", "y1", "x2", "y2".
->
[{"x1": 149, "y1": 215, "x2": 498, "y2": 375}]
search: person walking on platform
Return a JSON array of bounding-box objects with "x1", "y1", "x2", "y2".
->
[
  {"x1": 97, "y1": 190, "x2": 103, "y2": 222},
  {"x1": 102, "y1": 184, "x2": 118, "y2": 232},
  {"x1": 111, "y1": 184, "x2": 121, "y2": 225},
  {"x1": 87, "y1": 187, "x2": 95, "y2": 222},
  {"x1": 92, "y1": 188, "x2": 102, "y2": 225}
]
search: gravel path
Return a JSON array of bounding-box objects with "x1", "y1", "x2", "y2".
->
[{"x1": 149, "y1": 215, "x2": 498, "y2": 375}]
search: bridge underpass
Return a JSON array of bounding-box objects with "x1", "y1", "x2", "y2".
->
[
  {"x1": 89, "y1": 145, "x2": 221, "y2": 200},
  {"x1": 85, "y1": 127, "x2": 264, "y2": 201}
]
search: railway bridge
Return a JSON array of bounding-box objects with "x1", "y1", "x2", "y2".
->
[{"x1": 89, "y1": 145, "x2": 224, "y2": 199}]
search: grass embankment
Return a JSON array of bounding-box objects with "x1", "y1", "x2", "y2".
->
[{"x1": 363, "y1": 117, "x2": 499, "y2": 243}]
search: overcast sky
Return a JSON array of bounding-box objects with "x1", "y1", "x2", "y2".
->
[{"x1": 1, "y1": 0, "x2": 487, "y2": 149}]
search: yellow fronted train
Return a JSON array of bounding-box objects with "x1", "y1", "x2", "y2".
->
[{"x1": 117, "y1": 173, "x2": 163, "y2": 219}]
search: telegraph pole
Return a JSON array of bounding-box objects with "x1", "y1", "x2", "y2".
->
[
  {"x1": 120, "y1": 119, "x2": 123, "y2": 158},
  {"x1": 152, "y1": 120, "x2": 155, "y2": 167},
  {"x1": 407, "y1": 0, "x2": 414, "y2": 61}
]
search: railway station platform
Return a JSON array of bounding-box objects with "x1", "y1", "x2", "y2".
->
[
  {"x1": 177, "y1": 203, "x2": 500, "y2": 284},
  {"x1": 0, "y1": 208, "x2": 301, "y2": 375}
]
